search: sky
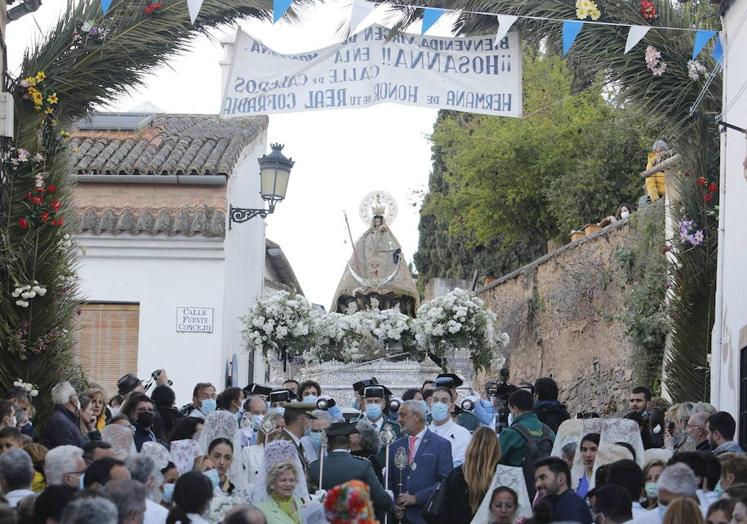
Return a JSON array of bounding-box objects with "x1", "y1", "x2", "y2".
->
[{"x1": 5, "y1": 1, "x2": 458, "y2": 308}]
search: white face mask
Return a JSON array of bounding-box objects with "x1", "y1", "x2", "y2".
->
[{"x1": 621, "y1": 210, "x2": 630, "y2": 219}]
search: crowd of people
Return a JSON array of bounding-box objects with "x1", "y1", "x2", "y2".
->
[{"x1": 0, "y1": 370, "x2": 745, "y2": 524}]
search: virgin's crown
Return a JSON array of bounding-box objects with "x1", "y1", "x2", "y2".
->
[{"x1": 371, "y1": 205, "x2": 386, "y2": 216}]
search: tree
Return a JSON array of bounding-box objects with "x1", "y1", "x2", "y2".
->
[
  {"x1": 416, "y1": 52, "x2": 644, "y2": 284},
  {"x1": 1, "y1": 0, "x2": 309, "y2": 421}
]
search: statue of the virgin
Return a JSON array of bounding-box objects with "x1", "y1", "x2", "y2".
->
[{"x1": 331, "y1": 191, "x2": 420, "y2": 316}]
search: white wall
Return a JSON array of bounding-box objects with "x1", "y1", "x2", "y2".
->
[
  {"x1": 76, "y1": 236, "x2": 226, "y2": 405},
  {"x1": 222, "y1": 137, "x2": 268, "y2": 389},
  {"x1": 711, "y1": 4, "x2": 747, "y2": 419}
]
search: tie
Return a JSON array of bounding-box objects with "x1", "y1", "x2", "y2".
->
[{"x1": 408, "y1": 435, "x2": 417, "y2": 465}]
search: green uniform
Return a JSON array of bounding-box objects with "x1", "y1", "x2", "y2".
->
[
  {"x1": 498, "y1": 412, "x2": 555, "y2": 467},
  {"x1": 308, "y1": 451, "x2": 393, "y2": 517}
]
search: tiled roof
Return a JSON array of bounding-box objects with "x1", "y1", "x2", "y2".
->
[
  {"x1": 69, "y1": 113, "x2": 268, "y2": 176},
  {"x1": 77, "y1": 207, "x2": 225, "y2": 238}
]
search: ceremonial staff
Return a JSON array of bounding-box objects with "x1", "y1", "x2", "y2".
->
[
  {"x1": 318, "y1": 430, "x2": 328, "y2": 491},
  {"x1": 394, "y1": 447, "x2": 408, "y2": 524},
  {"x1": 380, "y1": 424, "x2": 396, "y2": 524}
]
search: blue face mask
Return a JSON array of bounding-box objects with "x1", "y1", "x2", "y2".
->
[
  {"x1": 252, "y1": 415, "x2": 264, "y2": 431},
  {"x1": 308, "y1": 430, "x2": 323, "y2": 450},
  {"x1": 365, "y1": 404, "x2": 383, "y2": 421},
  {"x1": 201, "y1": 399, "x2": 217, "y2": 415},
  {"x1": 303, "y1": 395, "x2": 319, "y2": 405},
  {"x1": 162, "y1": 482, "x2": 175, "y2": 503},
  {"x1": 714, "y1": 480, "x2": 723, "y2": 496},
  {"x1": 431, "y1": 402, "x2": 450, "y2": 422},
  {"x1": 269, "y1": 406, "x2": 285, "y2": 417},
  {"x1": 204, "y1": 469, "x2": 220, "y2": 490}
]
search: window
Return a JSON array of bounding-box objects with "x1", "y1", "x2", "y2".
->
[
  {"x1": 740, "y1": 346, "x2": 747, "y2": 450},
  {"x1": 73, "y1": 303, "x2": 140, "y2": 396}
]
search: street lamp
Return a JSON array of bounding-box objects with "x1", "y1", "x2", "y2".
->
[{"x1": 229, "y1": 143, "x2": 294, "y2": 229}]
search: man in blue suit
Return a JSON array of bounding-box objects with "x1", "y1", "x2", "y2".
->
[{"x1": 388, "y1": 399, "x2": 453, "y2": 524}]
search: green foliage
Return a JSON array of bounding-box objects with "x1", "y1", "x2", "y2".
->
[
  {"x1": 614, "y1": 203, "x2": 669, "y2": 393},
  {"x1": 416, "y1": 52, "x2": 644, "y2": 285},
  {"x1": 1, "y1": 0, "x2": 307, "y2": 422}
]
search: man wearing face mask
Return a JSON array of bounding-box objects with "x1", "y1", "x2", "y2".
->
[
  {"x1": 42, "y1": 382, "x2": 86, "y2": 449},
  {"x1": 300, "y1": 410, "x2": 333, "y2": 463},
  {"x1": 352, "y1": 378, "x2": 378, "y2": 411},
  {"x1": 498, "y1": 389, "x2": 555, "y2": 468},
  {"x1": 356, "y1": 386, "x2": 402, "y2": 438},
  {"x1": 187, "y1": 383, "x2": 217, "y2": 420},
  {"x1": 124, "y1": 393, "x2": 158, "y2": 452},
  {"x1": 435, "y1": 374, "x2": 480, "y2": 432},
  {"x1": 428, "y1": 387, "x2": 471, "y2": 467}
]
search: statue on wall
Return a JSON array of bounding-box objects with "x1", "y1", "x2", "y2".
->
[{"x1": 331, "y1": 191, "x2": 420, "y2": 316}]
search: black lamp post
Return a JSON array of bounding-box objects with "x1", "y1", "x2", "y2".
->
[{"x1": 229, "y1": 143, "x2": 294, "y2": 229}]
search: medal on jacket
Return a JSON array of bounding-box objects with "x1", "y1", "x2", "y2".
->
[{"x1": 411, "y1": 461, "x2": 417, "y2": 471}]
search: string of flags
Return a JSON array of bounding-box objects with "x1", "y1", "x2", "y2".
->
[{"x1": 98, "y1": 0, "x2": 724, "y2": 65}]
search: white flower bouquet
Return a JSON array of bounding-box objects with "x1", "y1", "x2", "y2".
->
[
  {"x1": 242, "y1": 291, "x2": 319, "y2": 363},
  {"x1": 414, "y1": 288, "x2": 509, "y2": 371}
]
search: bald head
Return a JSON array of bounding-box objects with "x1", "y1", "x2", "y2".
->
[{"x1": 687, "y1": 412, "x2": 710, "y2": 444}]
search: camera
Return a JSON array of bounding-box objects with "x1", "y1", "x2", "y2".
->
[
  {"x1": 316, "y1": 398, "x2": 336, "y2": 410},
  {"x1": 388, "y1": 399, "x2": 401, "y2": 413},
  {"x1": 489, "y1": 367, "x2": 518, "y2": 433},
  {"x1": 461, "y1": 399, "x2": 475, "y2": 411},
  {"x1": 151, "y1": 369, "x2": 173, "y2": 387}
]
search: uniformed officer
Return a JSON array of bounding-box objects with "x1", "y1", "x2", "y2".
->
[
  {"x1": 427, "y1": 386, "x2": 472, "y2": 467},
  {"x1": 435, "y1": 373, "x2": 479, "y2": 432},
  {"x1": 308, "y1": 421, "x2": 393, "y2": 520},
  {"x1": 352, "y1": 377, "x2": 378, "y2": 410},
  {"x1": 354, "y1": 385, "x2": 402, "y2": 439}
]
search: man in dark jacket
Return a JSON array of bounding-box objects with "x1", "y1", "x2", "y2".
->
[
  {"x1": 534, "y1": 456, "x2": 593, "y2": 524},
  {"x1": 533, "y1": 377, "x2": 570, "y2": 433},
  {"x1": 308, "y1": 421, "x2": 392, "y2": 520},
  {"x1": 42, "y1": 382, "x2": 86, "y2": 449}
]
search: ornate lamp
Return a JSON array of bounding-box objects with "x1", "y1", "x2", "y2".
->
[{"x1": 229, "y1": 143, "x2": 294, "y2": 229}]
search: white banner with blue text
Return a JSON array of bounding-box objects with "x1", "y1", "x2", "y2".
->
[{"x1": 221, "y1": 26, "x2": 522, "y2": 118}]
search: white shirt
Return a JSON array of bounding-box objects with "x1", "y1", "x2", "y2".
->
[
  {"x1": 184, "y1": 513, "x2": 210, "y2": 524},
  {"x1": 144, "y1": 499, "x2": 169, "y2": 524},
  {"x1": 632, "y1": 502, "x2": 648, "y2": 520},
  {"x1": 4, "y1": 488, "x2": 34, "y2": 508},
  {"x1": 187, "y1": 409, "x2": 205, "y2": 420},
  {"x1": 429, "y1": 419, "x2": 471, "y2": 467},
  {"x1": 697, "y1": 490, "x2": 719, "y2": 516},
  {"x1": 630, "y1": 507, "x2": 662, "y2": 524}
]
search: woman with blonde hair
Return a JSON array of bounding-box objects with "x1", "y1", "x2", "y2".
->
[
  {"x1": 84, "y1": 386, "x2": 109, "y2": 431},
  {"x1": 661, "y1": 497, "x2": 704, "y2": 524},
  {"x1": 256, "y1": 461, "x2": 304, "y2": 524},
  {"x1": 436, "y1": 427, "x2": 502, "y2": 521}
]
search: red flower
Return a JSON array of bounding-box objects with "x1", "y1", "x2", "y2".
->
[
  {"x1": 50, "y1": 219, "x2": 57, "y2": 226},
  {"x1": 144, "y1": 1, "x2": 163, "y2": 14},
  {"x1": 50, "y1": 199, "x2": 61, "y2": 212},
  {"x1": 708, "y1": 182, "x2": 718, "y2": 193},
  {"x1": 40, "y1": 212, "x2": 49, "y2": 223},
  {"x1": 31, "y1": 195, "x2": 43, "y2": 205},
  {"x1": 18, "y1": 217, "x2": 29, "y2": 229},
  {"x1": 56, "y1": 216, "x2": 64, "y2": 226},
  {"x1": 704, "y1": 193, "x2": 714, "y2": 203},
  {"x1": 696, "y1": 176, "x2": 707, "y2": 187},
  {"x1": 640, "y1": 0, "x2": 657, "y2": 20},
  {"x1": 47, "y1": 184, "x2": 57, "y2": 193},
  {"x1": 35, "y1": 187, "x2": 45, "y2": 193}
]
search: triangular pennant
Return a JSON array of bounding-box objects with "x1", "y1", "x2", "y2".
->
[
  {"x1": 562, "y1": 20, "x2": 584, "y2": 56},
  {"x1": 692, "y1": 29, "x2": 717, "y2": 60},
  {"x1": 273, "y1": 0, "x2": 293, "y2": 23},
  {"x1": 349, "y1": 0, "x2": 377, "y2": 35},
  {"x1": 421, "y1": 7, "x2": 446, "y2": 35},
  {"x1": 101, "y1": 0, "x2": 112, "y2": 15},
  {"x1": 495, "y1": 15, "x2": 518, "y2": 45},
  {"x1": 712, "y1": 33, "x2": 724, "y2": 63},
  {"x1": 624, "y1": 25, "x2": 650, "y2": 54},
  {"x1": 187, "y1": 0, "x2": 204, "y2": 24}
]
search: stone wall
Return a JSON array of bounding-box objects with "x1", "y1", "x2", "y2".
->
[{"x1": 477, "y1": 218, "x2": 645, "y2": 416}]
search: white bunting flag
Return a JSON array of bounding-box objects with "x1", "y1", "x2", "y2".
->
[
  {"x1": 625, "y1": 25, "x2": 650, "y2": 54},
  {"x1": 187, "y1": 0, "x2": 204, "y2": 23},
  {"x1": 495, "y1": 14, "x2": 519, "y2": 45},
  {"x1": 349, "y1": 0, "x2": 377, "y2": 35}
]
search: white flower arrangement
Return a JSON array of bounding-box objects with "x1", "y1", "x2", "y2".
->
[
  {"x1": 13, "y1": 379, "x2": 39, "y2": 397},
  {"x1": 413, "y1": 288, "x2": 509, "y2": 371},
  {"x1": 206, "y1": 492, "x2": 239, "y2": 523},
  {"x1": 242, "y1": 291, "x2": 319, "y2": 362},
  {"x1": 312, "y1": 308, "x2": 417, "y2": 363},
  {"x1": 12, "y1": 280, "x2": 47, "y2": 308}
]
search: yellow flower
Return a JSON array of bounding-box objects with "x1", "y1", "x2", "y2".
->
[
  {"x1": 47, "y1": 93, "x2": 58, "y2": 105},
  {"x1": 32, "y1": 93, "x2": 43, "y2": 105},
  {"x1": 35, "y1": 71, "x2": 46, "y2": 82},
  {"x1": 576, "y1": 0, "x2": 601, "y2": 20},
  {"x1": 44, "y1": 107, "x2": 54, "y2": 115},
  {"x1": 24, "y1": 76, "x2": 37, "y2": 87},
  {"x1": 27, "y1": 86, "x2": 39, "y2": 97}
]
